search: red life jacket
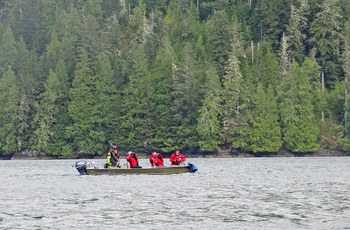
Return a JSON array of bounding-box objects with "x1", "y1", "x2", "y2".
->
[{"x1": 127, "y1": 153, "x2": 139, "y2": 168}]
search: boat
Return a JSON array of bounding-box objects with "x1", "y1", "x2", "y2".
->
[{"x1": 73, "y1": 160, "x2": 198, "y2": 175}]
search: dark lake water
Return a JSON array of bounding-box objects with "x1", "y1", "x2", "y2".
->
[{"x1": 1, "y1": 157, "x2": 350, "y2": 229}]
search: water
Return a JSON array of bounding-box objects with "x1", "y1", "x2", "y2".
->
[{"x1": 1, "y1": 157, "x2": 350, "y2": 230}]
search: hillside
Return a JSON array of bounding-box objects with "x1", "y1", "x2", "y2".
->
[{"x1": 0, "y1": 0, "x2": 350, "y2": 158}]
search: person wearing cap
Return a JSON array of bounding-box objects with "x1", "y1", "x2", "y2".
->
[
  {"x1": 126, "y1": 151, "x2": 140, "y2": 168},
  {"x1": 169, "y1": 149, "x2": 186, "y2": 165},
  {"x1": 149, "y1": 151, "x2": 164, "y2": 167},
  {"x1": 108, "y1": 143, "x2": 120, "y2": 167}
]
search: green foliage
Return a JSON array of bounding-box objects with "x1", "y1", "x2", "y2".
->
[
  {"x1": 323, "y1": 81, "x2": 344, "y2": 123},
  {"x1": 33, "y1": 69, "x2": 61, "y2": 151},
  {"x1": 170, "y1": 42, "x2": 202, "y2": 149},
  {"x1": 1, "y1": 0, "x2": 350, "y2": 156},
  {"x1": 251, "y1": 0, "x2": 291, "y2": 49},
  {"x1": 309, "y1": 0, "x2": 342, "y2": 88},
  {"x1": 338, "y1": 137, "x2": 350, "y2": 151},
  {"x1": 246, "y1": 84, "x2": 282, "y2": 153},
  {"x1": 221, "y1": 28, "x2": 244, "y2": 143},
  {"x1": 32, "y1": 59, "x2": 70, "y2": 156},
  {"x1": 67, "y1": 51, "x2": 115, "y2": 154},
  {"x1": 205, "y1": 10, "x2": 231, "y2": 76},
  {"x1": 14, "y1": 37, "x2": 37, "y2": 150},
  {"x1": 318, "y1": 119, "x2": 342, "y2": 149},
  {"x1": 0, "y1": 67, "x2": 19, "y2": 153},
  {"x1": 84, "y1": 0, "x2": 104, "y2": 24},
  {"x1": 251, "y1": 44, "x2": 279, "y2": 88},
  {"x1": 278, "y1": 62, "x2": 320, "y2": 152},
  {"x1": 118, "y1": 44, "x2": 155, "y2": 151},
  {"x1": 148, "y1": 37, "x2": 175, "y2": 151},
  {"x1": 197, "y1": 66, "x2": 222, "y2": 151},
  {"x1": 12, "y1": 1, "x2": 41, "y2": 50},
  {"x1": 285, "y1": 0, "x2": 310, "y2": 63},
  {"x1": 0, "y1": 26, "x2": 17, "y2": 75}
]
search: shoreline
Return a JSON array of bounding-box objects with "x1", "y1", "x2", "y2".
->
[{"x1": 1, "y1": 148, "x2": 350, "y2": 160}]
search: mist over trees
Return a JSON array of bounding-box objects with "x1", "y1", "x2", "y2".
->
[{"x1": 0, "y1": 0, "x2": 349, "y2": 157}]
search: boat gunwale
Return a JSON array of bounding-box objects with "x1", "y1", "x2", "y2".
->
[{"x1": 85, "y1": 165, "x2": 193, "y2": 175}]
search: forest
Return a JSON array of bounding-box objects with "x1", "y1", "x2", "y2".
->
[{"x1": 0, "y1": 0, "x2": 350, "y2": 157}]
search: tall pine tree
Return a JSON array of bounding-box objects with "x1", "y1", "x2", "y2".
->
[
  {"x1": 0, "y1": 67, "x2": 19, "y2": 153},
  {"x1": 246, "y1": 84, "x2": 282, "y2": 153},
  {"x1": 197, "y1": 66, "x2": 222, "y2": 151},
  {"x1": 278, "y1": 61, "x2": 320, "y2": 152}
]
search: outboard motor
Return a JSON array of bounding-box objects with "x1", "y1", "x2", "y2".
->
[
  {"x1": 74, "y1": 160, "x2": 87, "y2": 175},
  {"x1": 188, "y1": 162, "x2": 198, "y2": 173}
]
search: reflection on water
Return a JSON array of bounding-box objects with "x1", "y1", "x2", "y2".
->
[{"x1": 1, "y1": 157, "x2": 350, "y2": 229}]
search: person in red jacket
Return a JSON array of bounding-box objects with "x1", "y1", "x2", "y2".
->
[
  {"x1": 126, "y1": 151, "x2": 140, "y2": 168},
  {"x1": 149, "y1": 151, "x2": 164, "y2": 167},
  {"x1": 169, "y1": 150, "x2": 186, "y2": 165}
]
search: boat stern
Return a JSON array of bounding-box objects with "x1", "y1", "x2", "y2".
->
[
  {"x1": 188, "y1": 162, "x2": 198, "y2": 172},
  {"x1": 74, "y1": 160, "x2": 87, "y2": 175}
]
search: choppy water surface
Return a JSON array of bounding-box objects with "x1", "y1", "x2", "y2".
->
[{"x1": 1, "y1": 157, "x2": 350, "y2": 229}]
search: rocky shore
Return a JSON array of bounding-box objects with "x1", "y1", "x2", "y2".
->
[{"x1": 1, "y1": 147, "x2": 350, "y2": 160}]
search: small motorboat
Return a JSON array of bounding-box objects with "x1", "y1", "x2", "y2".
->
[{"x1": 73, "y1": 161, "x2": 198, "y2": 175}]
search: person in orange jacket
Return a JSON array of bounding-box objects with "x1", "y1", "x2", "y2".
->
[
  {"x1": 149, "y1": 151, "x2": 164, "y2": 167},
  {"x1": 126, "y1": 151, "x2": 140, "y2": 168},
  {"x1": 169, "y1": 149, "x2": 186, "y2": 165}
]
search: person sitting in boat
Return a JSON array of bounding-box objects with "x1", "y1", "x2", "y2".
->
[
  {"x1": 169, "y1": 149, "x2": 186, "y2": 165},
  {"x1": 105, "y1": 152, "x2": 112, "y2": 168},
  {"x1": 108, "y1": 143, "x2": 120, "y2": 167},
  {"x1": 126, "y1": 151, "x2": 141, "y2": 168},
  {"x1": 149, "y1": 151, "x2": 164, "y2": 167}
]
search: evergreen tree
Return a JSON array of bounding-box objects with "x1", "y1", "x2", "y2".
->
[
  {"x1": 0, "y1": 67, "x2": 19, "y2": 153},
  {"x1": 343, "y1": 20, "x2": 350, "y2": 135},
  {"x1": 118, "y1": 44, "x2": 155, "y2": 151},
  {"x1": 53, "y1": 7, "x2": 80, "y2": 78},
  {"x1": 285, "y1": 0, "x2": 310, "y2": 63},
  {"x1": 251, "y1": 0, "x2": 290, "y2": 49},
  {"x1": 277, "y1": 32, "x2": 291, "y2": 82},
  {"x1": 101, "y1": 0, "x2": 123, "y2": 18},
  {"x1": 309, "y1": 0, "x2": 342, "y2": 88},
  {"x1": 93, "y1": 55, "x2": 117, "y2": 145},
  {"x1": 67, "y1": 51, "x2": 115, "y2": 154},
  {"x1": 205, "y1": 10, "x2": 231, "y2": 77},
  {"x1": 0, "y1": 22, "x2": 3, "y2": 39},
  {"x1": 324, "y1": 81, "x2": 344, "y2": 123},
  {"x1": 166, "y1": 0, "x2": 193, "y2": 44},
  {"x1": 221, "y1": 34, "x2": 243, "y2": 144},
  {"x1": 33, "y1": 69, "x2": 61, "y2": 152},
  {"x1": 39, "y1": 31, "x2": 62, "y2": 84},
  {"x1": 170, "y1": 42, "x2": 201, "y2": 148},
  {"x1": 84, "y1": 0, "x2": 104, "y2": 25},
  {"x1": 197, "y1": 66, "x2": 222, "y2": 151},
  {"x1": 14, "y1": 37, "x2": 37, "y2": 150},
  {"x1": 278, "y1": 62, "x2": 320, "y2": 152},
  {"x1": 301, "y1": 55, "x2": 322, "y2": 121},
  {"x1": 250, "y1": 43, "x2": 279, "y2": 89},
  {"x1": 143, "y1": 0, "x2": 168, "y2": 14},
  {"x1": 12, "y1": 0, "x2": 41, "y2": 50},
  {"x1": 149, "y1": 37, "x2": 175, "y2": 151},
  {"x1": 80, "y1": 14, "x2": 104, "y2": 59},
  {"x1": 39, "y1": 0, "x2": 63, "y2": 53},
  {"x1": 246, "y1": 84, "x2": 282, "y2": 153},
  {"x1": 338, "y1": 20, "x2": 350, "y2": 149},
  {"x1": 246, "y1": 43, "x2": 279, "y2": 89},
  {"x1": 0, "y1": 26, "x2": 17, "y2": 75},
  {"x1": 48, "y1": 59, "x2": 72, "y2": 157},
  {"x1": 32, "y1": 59, "x2": 70, "y2": 156}
]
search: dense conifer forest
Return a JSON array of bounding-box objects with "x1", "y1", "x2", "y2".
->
[{"x1": 1, "y1": 0, "x2": 350, "y2": 157}]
